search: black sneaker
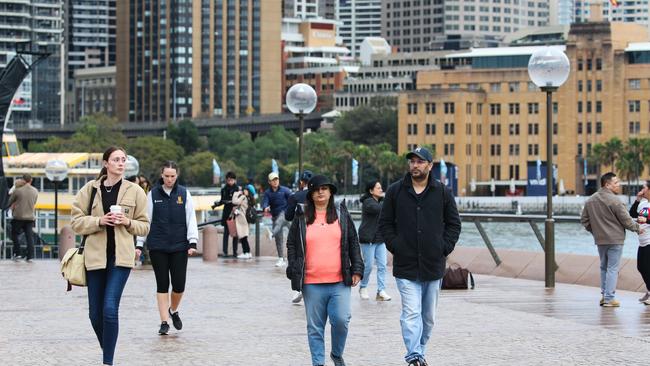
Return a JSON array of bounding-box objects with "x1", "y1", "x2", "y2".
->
[
  {"x1": 420, "y1": 359, "x2": 429, "y2": 366},
  {"x1": 330, "y1": 353, "x2": 346, "y2": 366},
  {"x1": 158, "y1": 321, "x2": 169, "y2": 335},
  {"x1": 169, "y1": 308, "x2": 182, "y2": 330},
  {"x1": 407, "y1": 360, "x2": 422, "y2": 366}
]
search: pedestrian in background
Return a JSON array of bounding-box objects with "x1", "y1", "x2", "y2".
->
[
  {"x1": 213, "y1": 171, "x2": 240, "y2": 257},
  {"x1": 262, "y1": 172, "x2": 292, "y2": 267},
  {"x1": 286, "y1": 175, "x2": 364, "y2": 366},
  {"x1": 628, "y1": 181, "x2": 650, "y2": 305},
  {"x1": 8, "y1": 174, "x2": 38, "y2": 262},
  {"x1": 70, "y1": 146, "x2": 150, "y2": 366},
  {"x1": 358, "y1": 180, "x2": 391, "y2": 301},
  {"x1": 232, "y1": 186, "x2": 254, "y2": 259},
  {"x1": 137, "y1": 174, "x2": 152, "y2": 194},
  {"x1": 137, "y1": 161, "x2": 198, "y2": 335},
  {"x1": 378, "y1": 147, "x2": 461, "y2": 366},
  {"x1": 581, "y1": 172, "x2": 643, "y2": 307},
  {"x1": 286, "y1": 169, "x2": 314, "y2": 304}
]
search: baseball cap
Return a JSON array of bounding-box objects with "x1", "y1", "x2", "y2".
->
[
  {"x1": 268, "y1": 172, "x2": 279, "y2": 181},
  {"x1": 406, "y1": 147, "x2": 433, "y2": 163},
  {"x1": 300, "y1": 170, "x2": 314, "y2": 182}
]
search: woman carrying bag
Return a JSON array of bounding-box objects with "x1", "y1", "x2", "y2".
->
[
  {"x1": 232, "y1": 186, "x2": 255, "y2": 259},
  {"x1": 70, "y1": 146, "x2": 150, "y2": 366},
  {"x1": 286, "y1": 175, "x2": 364, "y2": 366}
]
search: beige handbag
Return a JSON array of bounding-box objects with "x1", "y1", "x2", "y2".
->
[{"x1": 61, "y1": 187, "x2": 96, "y2": 291}]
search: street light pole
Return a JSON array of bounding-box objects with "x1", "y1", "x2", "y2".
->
[
  {"x1": 286, "y1": 83, "x2": 317, "y2": 176},
  {"x1": 53, "y1": 180, "x2": 58, "y2": 248},
  {"x1": 543, "y1": 87, "x2": 557, "y2": 288},
  {"x1": 298, "y1": 110, "x2": 304, "y2": 174}
]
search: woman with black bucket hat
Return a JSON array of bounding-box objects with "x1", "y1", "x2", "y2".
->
[{"x1": 286, "y1": 175, "x2": 364, "y2": 366}]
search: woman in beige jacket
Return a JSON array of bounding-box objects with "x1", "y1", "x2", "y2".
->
[
  {"x1": 232, "y1": 186, "x2": 254, "y2": 259},
  {"x1": 70, "y1": 146, "x2": 149, "y2": 366}
]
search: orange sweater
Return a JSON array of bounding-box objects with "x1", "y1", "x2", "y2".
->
[{"x1": 304, "y1": 211, "x2": 343, "y2": 284}]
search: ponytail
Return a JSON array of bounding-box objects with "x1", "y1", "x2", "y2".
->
[{"x1": 97, "y1": 167, "x2": 107, "y2": 179}]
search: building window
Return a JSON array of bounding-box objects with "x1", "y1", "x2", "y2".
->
[
  {"x1": 578, "y1": 80, "x2": 583, "y2": 92},
  {"x1": 528, "y1": 144, "x2": 539, "y2": 155},
  {"x1": 587, "y1": 59, "x2": 592, "y2": 71},
  {"x1": 444, "y1": 123, "x2": 455, "y2": 135},
  {"x1": 577, "y1": 101, "x2": 583, "y2": 113},
  {"x1": 490, "y1": 124, "x2": 501, "y2": 136},
  {"x1": 509, "y1": 144, "x2": 520, "y2": 156},
  {"x1": 490, "y1": 165, "x2": 501, "y2": 180},
  {"x1": 407, "y1": 103, "x2": 418, "y2": 114},
  {"x1": 577, "y1": 59, "x2": 583, "y2": 71},
  {"x1": 586, "y1": 101, "x2": 592, "y2": 113},
  {"x1": 508, "y1": 82, "x2": 520, "y2": 92},
  {"x1": 528, "y1": 103, "x2": 539, "y2": 114},
  {"x1": 477, "y1": 103, "x2": 483, "y2": 115},
  {"x1": 444, "y1": 102, "x2": 455, "y2": 114},
  {"x1": 596, "y1": 80, "x2": 602, "y2": 92},
  {"x1": 528, "y1": 123, "x2": 539, "y2": 135},
  {"x1": 578, "y1": 143, "x2": 583, "y2": 156},
  {"x1": 629, "y1": 100, "x2": 641, "y2": 112},
  {"x1": 407, "y1": 123, "x2": 418, "y2": 135},
  {"x1": 466, "y1": 102, "x2": 472, "y2": 114},
  {"x1": 553, "y1": 144, "x2": 558, "y2": 155},
  {"x1": 586, "y1": 122, "x2": 592, "y2": 134},
  {"x1": 553, "y1": 102, "x2": 558, "y2": 114},
  {"x1": 509, "y1": 103, "x2": 520, "y2": 115},
  {"x1": 629, "y1": 121, "x2": 641, "y2": 134},
  {"x1": 509, "y1": 123, "x2": 520, "y2": 135},
  {"x1": 490, "y1": 144, "x2": 501, "y2": 156},
  {"x1": 466, "y1": 144, "x2": 472, "y2": 155},
  {"x1": 553, "y1": 123, "x2": 558, "y2": 135},
  {"x1": 586, "y1": 80, "x2": 592, "y2": 92},
  {"x1": 596, "y1": 121, "x2": 602, "y2": 134},
  {"x1": 577, "y1": 122, "x2": 583, "y2": 134},
  {"x1": 490, "y1": 83, "x2": 501, "y2": 92},
  {"x1": 596, "y1": 58, "x2": 602, "y2": 70},
  {"x1": 425, "y1": 102, "x2": 436, "y2": 114},
  {"x1": 490, "y1": 103, "x2": 501, "y2": 115},
  {"x1": 509, "y1": 165, "x2": 520, "y2": 180},
  {"x1": 466, "y1": 123, "x2": 472, "y2": 134}
]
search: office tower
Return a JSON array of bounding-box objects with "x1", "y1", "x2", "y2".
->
[
  {"x1": 336, "y1": 0, "x2": 382, "y2": 57},
  {"x1": 117, "y1": 0, "x2": 282, "y2": 123}
]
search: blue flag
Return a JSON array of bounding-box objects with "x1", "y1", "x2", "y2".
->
[
  {"x1": 212, "y1": 159, "x2": 221, "y2": 185},
  {"x1": 351, "y1": 158, "x2": 359, "y2": 186},
  {"x1": 440, "y1": 159, "x2": 448, "y2": 185},
  {"x1": 536, "y1": 159, "x2": 542, "y2": 181},
  {"x1": 271, "y1": 159, "x2": 279, "y2": 174},
  {"x1": 584, "y1": 158, "x2": 588, "y2": 186}
]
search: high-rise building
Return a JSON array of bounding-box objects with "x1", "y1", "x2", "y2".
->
[
  {"x1": 381, "y1": 0, "x2": 550, "y2": 52},
  {"x1": 397, "y1": 20, "x2": 650, "y2": 196},
  {"x1": 318, "y1": 0, "x2": 336, "y2": 19},
  {"x1": 0, "y1": 0, "x2": 64, "y2": 127},
  {"x1": 117, "y1": 0, "x2": 282, "y2": 123},
  {"x1": 576, "y1": 0, "x2": 650, "y2": 29},
  {"x1": 336, "y1": 0, "x2": 382, "y2": 58},
  {"x1": 284, "y1": 0, "x2": 319, "y2": 19},
  {"x1": 550, "y1": 0, "x2": 575, "y2": 25}
]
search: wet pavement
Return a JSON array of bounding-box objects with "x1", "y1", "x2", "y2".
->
[{"x1": 1, "y1": 257, "x2": 650, "y2": 365}]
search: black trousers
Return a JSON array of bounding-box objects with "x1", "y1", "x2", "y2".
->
[
  {"x1": 222, "y1": 223, "x2": 238, "y2": 256},
  {"x1": 638, "y1": 245, "x2": 650, "y2": 291},
  {"x1": 11, "y1": 219, "x2": 34, "y2": 259},
  {"x1": 149, "y1": 250, "x2": 188, "y2": 293}
]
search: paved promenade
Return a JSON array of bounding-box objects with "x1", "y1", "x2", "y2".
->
[{"x1": 2, "y1": 257, "x2": 650, "y2": 365}]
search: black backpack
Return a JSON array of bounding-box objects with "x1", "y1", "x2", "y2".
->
[{"x1": 245, "y1": 199, "x2": 257, "y2": 224}]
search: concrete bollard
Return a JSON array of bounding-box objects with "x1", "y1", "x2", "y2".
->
[
  {"x1": 202, "y1": 225, "x2": 218, "y2": 262},
  {"x1": 58, "y1": 225, "x2": 76, "y2": 260}
]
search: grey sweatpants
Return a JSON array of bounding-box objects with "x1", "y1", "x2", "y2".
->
[{"x1": 272, "y1": 213, "x2": 291, "y2": 258}]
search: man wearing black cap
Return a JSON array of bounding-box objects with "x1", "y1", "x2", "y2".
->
[{"x1": 378, "y1": 147, "x2": 461, "y2": 366}]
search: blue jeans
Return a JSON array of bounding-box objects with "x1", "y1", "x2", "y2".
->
[
  {"x1": 302, "y1": 282, "x2": 351, "y2": 366},
  {"x1": 87, "y1": 257, "x2": 131, "y2": 365},
  {"x1": 597, "y1": 244, "x2": 623, "y2": 302},
  {"x1": 395, "y1": 278, "x2": 441, "y2": 363},
  {"x1": 360, "y1": 243, "x2": 387, "y2": 292}
]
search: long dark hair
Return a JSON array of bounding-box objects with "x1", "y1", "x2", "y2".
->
[
  {"x1": 360, "y1": 180, "x2": 381, "y2": 202},
  {"x1": 98, "y1": 146, "x2": 127, "y2": 179},
  {"x1": 305, "y1": 189, "x2": 338, "y2": 225}
]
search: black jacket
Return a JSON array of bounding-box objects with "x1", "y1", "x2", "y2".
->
[
  {"x1": 214, "y1": 184, "x2": 240, "y2": 224},
  {"x1": 285, "y1": 202, "x2": 364, "y2": 291},
  {"x1": 285, "y1": 189, "x2": 308, "y2": 221},
  {"x1": 378, "y1": 173, "x2": 461, "y2": 281},
  {"x1": 358, "y1": 195, "x2": 384, "y2": 244}
]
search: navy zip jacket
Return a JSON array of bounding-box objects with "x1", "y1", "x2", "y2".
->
[
  {"x1": 146, "y1": 183, "x2": 190, "y2": 253},
  {"x1": 378, "y1": 173, "x2": 461, "y2": 281},
  {"x1": 262, "y1": 185, "x2": 292, "y2": 217},
  {"x1": 285, "y1": 189, "x2": 308, "y2": 221}
]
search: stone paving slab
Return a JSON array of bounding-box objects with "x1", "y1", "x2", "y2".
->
[{"x1": 1, "y1": 258, "x2": 650, "y2": 365}]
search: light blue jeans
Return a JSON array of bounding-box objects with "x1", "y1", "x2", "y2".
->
[
  {"x1": 395, "y1": 278, "x2": 441, "y2": 363},
  {"x1": 302, "y1": 282, "x2": 351, "y2": 366},
  {"x1": 597, "y1": 244, "x2": 623, "y2": 302},
  {"x1": 360, "y1": 243, "x2": 387, "y2": 292}
]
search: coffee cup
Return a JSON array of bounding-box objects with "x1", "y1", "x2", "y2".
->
[{"x1": 110, "y1": 205, "x2": 122, "y2": 214}]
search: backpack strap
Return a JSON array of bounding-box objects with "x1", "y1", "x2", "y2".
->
[{"x1": 78, "y1": 187, "x2": 97, "y2": 255}]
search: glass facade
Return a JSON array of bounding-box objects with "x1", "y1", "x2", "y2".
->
[
  {"x1": 472, "y1": 55, "x2": 531, "y2": 69},
  {"x1": 628, "y1": 51, "x2": 650, "y2": 64}
]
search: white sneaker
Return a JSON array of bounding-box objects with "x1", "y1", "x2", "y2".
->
[
  {"x1": 292, "y1": 291, "x2": 303, "y2": 304},
  {"x1": 376, "y1": 290, "x2": 392, "y2": 301},
  {"x1": 639, "y1": 292, "x2": 650, "y2": 302},
  {"x1": 275, "y1": 258, "x2": 285, "y2": 267},
  {"x1": 237, "y1": 253, "x2": 252, "y2": 259},
  {"x1": 267, "y1": 228, "x2": 274, "y2": 242},
  {"x1": 359, "y1": 287, "x2": 370, "y2": 300}
]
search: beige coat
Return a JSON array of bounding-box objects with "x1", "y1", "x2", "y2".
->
[
  {"x1": 231, "y1": 191, "x2": 250, "y2": 238},
  {"x1": 70, "y1": 177, "x2": 150, "y2": 270},
  {"x1": 8, "y1": 183, "x2": 38, "y2": 220}
]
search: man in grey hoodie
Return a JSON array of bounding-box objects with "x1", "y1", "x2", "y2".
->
[{"x1": 581, "y1": 172, "x2": 644, "y2": 307}]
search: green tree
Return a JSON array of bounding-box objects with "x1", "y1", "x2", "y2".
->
[
  {"x1": 124, "y1": 136, "x2": 184, "y2": 181},
  {"x1": 167, "y1": 119, "x2": 201, "y2": 154},
  {"x1": 253, "y1": 126, "x2": 298, "y2": 165},
  {"x1": 334, "y1": 105, "x2": 397, "y2": 150},
  {"x1": 29, "y1": 113, "x2": 127, "y2": 152},
  {"x1": 207, "y1": 128, "x2": 250, "y2": 158},
  {"x1": 179, "y1": 151, "x2": 219, "y2": 186},
  {"x1": 590, "y1": 137, "x2": 623, "y2": 170},
  {"x1": 616, "y1": 138, "x2": 645, "y2": 195}
]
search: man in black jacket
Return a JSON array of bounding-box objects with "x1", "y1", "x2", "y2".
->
[
  {"x1": 212, "y1": 171, "x2": 240, "y2": 257},
  {"x1": 285, "y1": 170, "x2": 313, "y2": 222},
  {"x1": 378, "y1": 147, "x2": 461, "y2": 366}
]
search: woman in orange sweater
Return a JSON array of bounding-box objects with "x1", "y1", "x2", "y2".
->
[{"x1": 286, "y1": 175, "x2": 364, "y2": 366}]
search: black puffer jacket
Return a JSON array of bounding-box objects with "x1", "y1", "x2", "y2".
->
[
  {"x1": 358, "y1": 195, "x2": 383, "y2": 244},
  {"x1": 286, "y1": 202, "x2": 364, "y2": 291}
]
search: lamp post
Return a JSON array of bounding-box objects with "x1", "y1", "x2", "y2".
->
[
  {"x1": 527, "y1": 47, "x2": 570, "y2": 288},
  {"x1": 45, "y1": 159, "x2": 68, "y2": 249},
  {"x1": 286, "y1": 83, "x2": 317, "y2": 174},
  {"x1": 125, "y1": 155, "x2": 139, "y2": 181}
]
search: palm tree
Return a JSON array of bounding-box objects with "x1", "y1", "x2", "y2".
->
[
  {"x1": 616, "y1": 138, "x2": 644, "y2": 195},
  {"x1": 590, "y1": 137, "x2": 623, "y2": 170}
]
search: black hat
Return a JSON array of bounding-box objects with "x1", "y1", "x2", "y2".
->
[
  {"x1": 300, "y1": 170, "x2": 314, "y2": 182},
  {"x1": 308, "y1": 175, "x2": 338, "y2": 195},
  {"x1": 406, "y1": 147, "x2": 433, "y2": 162}
]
